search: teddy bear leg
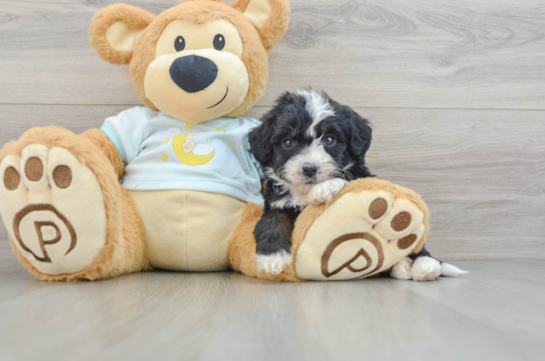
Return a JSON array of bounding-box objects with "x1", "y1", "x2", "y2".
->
[
  {"x1": 228, "y1": 203, "x2": 302, "y2": 282},
  {"x1": 0, "y1": 127, "x2": 148, "y2": 281},
  {"x1": 291, "y1": 178, "x2": 430, "y2": 281}
]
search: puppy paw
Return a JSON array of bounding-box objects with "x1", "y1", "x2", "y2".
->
[
  {"x1": 309, "y1": 178, "x2": 348, "y2": 204},
  {"x1": 390, "y1": 257, "x2": 413, "y2": 280},
  {"x1": 411, "y1": 256, "x2": 441, "y2": 281},
  {"x1": 255, "y1": 250, "x2": 292, "y2": 275}
]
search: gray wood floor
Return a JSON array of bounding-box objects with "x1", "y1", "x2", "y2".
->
[
  {"x1": 0, "y1": 0, "x2": 544, "y2": 360},
  {"x1": 1, "y1": 251, "x2": 544, "y2": 361}
]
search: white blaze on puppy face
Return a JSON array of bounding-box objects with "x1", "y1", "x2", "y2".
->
[
  {"x1": 283, "y1": 139, "x2": 337, "y2": 189},
  {"x1": 297, "y1": 89, "x2": 335, "y2": 137}
]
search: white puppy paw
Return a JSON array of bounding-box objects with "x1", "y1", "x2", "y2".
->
[
  {"x1": 411, "y1": 256, "x2": 441, "y2": 281},
  {"x1": 390, "y1": 257, "x2": 413, "y2": 280},
  {"x1": 309, "y1": 178, "x2": 348, "y2": 204},
  {"x1": 255, "y1": 250, "x2": 292, "y2": 275}
]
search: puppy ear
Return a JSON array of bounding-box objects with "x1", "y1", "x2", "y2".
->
[
  {"x1": 250, "y1": 91, "x2": 299, "y2": 163},
  {"x1": 349, "y1": 113, "x2": 373, "y2": 156},
  {"x1": 90, "y1": 4, "x2": 155, "y2": 65},
  {"x1": 249, "y1": 116, "x2": 274, "y2": 164},
  {"x1": 234, "y1": 0, "x2": 290, "y2": 51}
]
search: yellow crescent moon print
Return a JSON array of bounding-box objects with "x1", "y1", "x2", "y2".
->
[{"x1": 172, "y1": 134, "x2": 215, "y2": 166}]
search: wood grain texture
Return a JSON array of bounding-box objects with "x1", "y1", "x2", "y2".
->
[
  {"x1": 0, "y1": 104, "x2": 543, "y2": 261},
  {"x1": 0, "y1": 0, "x2": 544, "y2": 109},
  {"x1": 0, "y1": 256, "x2": 543, "y2": 361},
  {"x1": 1, "y1": 1, "x2": 544, "y2": 359}
]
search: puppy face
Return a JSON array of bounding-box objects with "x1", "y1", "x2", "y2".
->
[{"x1": 250, "y1": 90, "x2": 373, "y2": 195}]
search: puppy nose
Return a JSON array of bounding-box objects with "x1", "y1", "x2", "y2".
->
[
  {"x1": 169, "y1": 55, "x2": 218, "y2": 93},
  {"x1": 302, "y1": 164, "x2": 317, "y2": 178}
]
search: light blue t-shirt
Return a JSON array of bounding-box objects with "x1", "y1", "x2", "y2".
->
[{"x1": 101, "y1": 106, "x2": 265, "y2": 204}]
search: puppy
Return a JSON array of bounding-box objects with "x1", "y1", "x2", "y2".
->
[
  {"x1": 249, "y1": 89, "x2": 467, "y2": 281},
  {"x1": 249, "y1": 89, "x2": 373, "y2": 275}
]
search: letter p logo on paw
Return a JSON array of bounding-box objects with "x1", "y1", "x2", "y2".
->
[
  {"x1": 12, "y1": 204, "x2": 77, "y2": 263},
  {"x1": 0, "y1": 146, "x2": 108, "y2": 275}
]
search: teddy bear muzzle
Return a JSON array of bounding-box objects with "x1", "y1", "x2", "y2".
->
[{"x1": 144, "y1": 49, "x2": 249, "y2": 123}]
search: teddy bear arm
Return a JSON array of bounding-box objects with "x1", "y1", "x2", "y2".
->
[{"x1": 80, "y1": 128, "x2": 125, "y2": 179}]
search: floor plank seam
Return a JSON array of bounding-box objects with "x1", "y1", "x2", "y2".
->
[{"x1": 2, "y1": 104, "x2": 545, "y2": 112}]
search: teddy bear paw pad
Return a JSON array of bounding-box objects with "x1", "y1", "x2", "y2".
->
[
  {"x1": 295, "y1": 189, "x2": 426, "y2": 281},
  {"x1": 0, "y1": 145, "x2": 107, "y2": 275}
]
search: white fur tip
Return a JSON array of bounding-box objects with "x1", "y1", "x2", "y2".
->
[
  {"x1": 440, "y1": 263, "x2": 469, "y2": 277},
  {"x1": 411, "y1": 256, "x2": 441, "y2": 282},
  {"x1": 390, "y1": 257, "x2": 413, "y2": 280},
  {"x1": 255, "y1": 250, "x2": 292, "y2": 275},
  {"x1": 309, "y1": 178, "x2": 348, "y2": 204}
]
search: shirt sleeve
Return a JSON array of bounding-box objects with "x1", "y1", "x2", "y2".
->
[{"x1": 100, "y1": 107, "x2": 146, "y2": 165}]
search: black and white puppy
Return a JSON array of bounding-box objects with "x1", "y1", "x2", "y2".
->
[
  {"x1": 249, "y1": 89, "x2": 372, "y2": 274},
  {"x1": 249, "y1": 89, "x2": 468, "y2": 281}
]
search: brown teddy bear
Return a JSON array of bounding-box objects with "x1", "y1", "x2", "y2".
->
[{"x1": 0, "y1": 0, "x2": 441, "y2": 282}]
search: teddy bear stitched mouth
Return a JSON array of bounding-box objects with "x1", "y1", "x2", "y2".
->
[{"x1": 206, "y1": 86, "x2": 229, "y2": 109}]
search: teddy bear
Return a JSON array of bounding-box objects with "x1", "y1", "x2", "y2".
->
[{"x1": 0, "y1": 0, "x2": 436, "y2": 282}]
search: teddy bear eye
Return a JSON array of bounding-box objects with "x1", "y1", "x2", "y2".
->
[
  {"x1": 174, "y1": 36, "x2": 185, "y2": 52},
  {"x1": 213, "y1": 34, "x2": 225, "y2": 51}
]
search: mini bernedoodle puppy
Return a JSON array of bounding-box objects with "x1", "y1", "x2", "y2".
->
[{"x1": 249, "y1": 89, "x2": 467, "y2": 281}]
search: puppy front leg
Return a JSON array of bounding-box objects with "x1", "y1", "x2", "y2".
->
[
  {"x1": 254, "y1": 209, "x2": 294, "y2": 275},
  {"x1": 309, "y1": 178, "x2": 348, "y2": 204}
]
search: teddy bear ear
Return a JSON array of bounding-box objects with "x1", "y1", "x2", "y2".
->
[
  {"x1": 90, "y1": 4, "x2": 155, "y2": 65},
  {"x1": 234, "y1": 0, "x2": 290, "y2": 51}
]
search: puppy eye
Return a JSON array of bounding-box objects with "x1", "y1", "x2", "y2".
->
[
  {"x1": 282, "y1": 139, "x2": 295, "y2": 150},
  {"x1": 213, "y1": 34, "x2": 225, "y2": 51},
  {"x1": 323, "y1": 135, "x2": 336, "y2": 147},
  {"x1": 175, "y1": 36, "x2": 186, "y2": 52}
]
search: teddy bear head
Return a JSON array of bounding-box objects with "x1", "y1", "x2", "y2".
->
[{"x1": 90, "y1": 0, "x2": 290, "y2": 123}]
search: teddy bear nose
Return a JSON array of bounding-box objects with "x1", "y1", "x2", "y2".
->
[{"x1": 169, "y1": 55, "x2": 218, "y2": 93}]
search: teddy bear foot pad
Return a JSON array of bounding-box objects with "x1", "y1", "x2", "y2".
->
[
  {"x1": 296, "y1": 187, "x2": 426, "y2": 281},
  {"x1": 0, "y1": 144, "x2": 107, "y2": 275}
]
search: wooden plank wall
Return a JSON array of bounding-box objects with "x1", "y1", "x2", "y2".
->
[{"x1": 0, "y1": 0, "x2": 543, "y2": 261}]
